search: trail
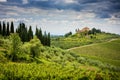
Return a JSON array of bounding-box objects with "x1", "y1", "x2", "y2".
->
[{"x1": 67, "y1": 38, "x2": 118, "y2": 51}]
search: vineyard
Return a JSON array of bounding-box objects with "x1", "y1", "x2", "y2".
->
[{"x1": 0, "y1": 32, "x2": 120, "y2": 79}]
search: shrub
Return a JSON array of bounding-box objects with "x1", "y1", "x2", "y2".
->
[{"x1": 9, "y1": 34, "x2": 22, "y2": 61}]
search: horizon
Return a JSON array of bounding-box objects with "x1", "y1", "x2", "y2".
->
[{"x1": 0, "y1": 0, "x2": 120, "y2": 35}]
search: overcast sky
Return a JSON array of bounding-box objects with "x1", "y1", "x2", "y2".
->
[{"x1": 0, "y1": 0, "x2": 120, "y2": 35}]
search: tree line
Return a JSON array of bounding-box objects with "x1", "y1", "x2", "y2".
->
[
  {"x1": 0, "y1": 21, "x2": 14, "y2": 36},
  {"x1": 0, "y1": 21, "x2": 51, "y2": 46}
]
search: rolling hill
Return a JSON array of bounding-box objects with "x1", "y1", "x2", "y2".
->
[{"x1": 69, "y1": 38, "x2": 120, "y2": 67}]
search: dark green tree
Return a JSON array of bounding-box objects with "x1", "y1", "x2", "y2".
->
[
  {"x1": 64, "y1": 31, "x2": 72, "y2": 37},
  {"x1": 35, "y1": 27, "x2": 39, "y2": 37},
  {"x1": 28, "y1": 26, "x2": 33, "y2": 41},
  {"x1": 47, "y1": 32, "x2": 50, "y2": 46},
  {"x1": 44, "y1": 31, "x2": 48, "y2": 46},
  {"x1": 2, "y1": 21, "x2": 6, "y2": 36},
  {"x1": 16, "y1": 23, "x2": 28, "y2": 42},
  {"x1": 0, "y1": 21, "x2": 2, "y2": 35},
  {"x1": 10, "y1": 21, "x2": 14, "y2": 33},
  {"x1": 7, "y1": 22, "x2": 10, "y2": 36},
  {"x1": 38, "y1": 28, "x2": 43, "y2": 43}
]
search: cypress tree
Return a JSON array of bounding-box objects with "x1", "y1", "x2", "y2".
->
[
  {"x1": 43, "y1": 31, "x2": 47, "y2": 46},
  {"x1": 16, "y1": 23, "x2": 28, "y2": 42},
  {"x1": 28, "y1": 26, "x2": 33, "y2": 41},
  {"x1": 7, "y1": 22, "x2": 10, "y2": 36},
  {"x1": 35, "y1": 27, "x2": 39, "y2": 37},
  {"x1": 38, "y1": 28, "x2": 42, "y2": 43},
  {"x1": 10, "y1": 21, "x2": 14, "y2": 33},
  {"x1": 48, "y1": 32, "x2": 50, "y2": 46},
  {"x1": 2, "y1": 21, "x2": 6, "y2": 36},
  {"x1": 0, "y1": 21, "x2": 2, "y2": 35}
]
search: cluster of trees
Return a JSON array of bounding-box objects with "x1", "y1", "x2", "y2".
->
[
  {"x1": 64, "y1": 31, "x2": 72, "y2": 37},
  {"x1": 16, "y1": 23, "x2": 33, "y2": 42},
  {"x1": 0, "y1": 21, "x2": 14, "y2": 36},
  {"x1": 0, "y1": 21, "x2": 51, "y2": 46},
  {"x1": 35, "y1": 27, "x2": 50, "y2": 46},
  {"x1": 88, "y1": 28, "x2": 101, "y2": 35}
]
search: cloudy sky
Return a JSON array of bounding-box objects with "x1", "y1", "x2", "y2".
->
[{"x1": 0, "y1": 0, "x2": 120, "y2": 35}]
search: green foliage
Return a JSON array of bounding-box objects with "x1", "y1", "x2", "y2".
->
[
  {"x1": 35, "y1": 27, "x2": 51, "y2": 46},
  {"x1": 0, "y1": 21, "x2": 2, "y2": 35},
  {"x1": 0, "y1": 21, "x2": 15, "y2": 36},
  {"x1": 9, "y1": 34, "x2": 22, "y2": 61},
  {"x1": 29, "y1": 36, "x2": 42, "y2": 58},
  {"x1": 52, "y1": 33, "x2": 120, "y2": 49},
  {"x1": 10, "y1": 21, "x2": 14, "y2": 33},
  {"x1": 28, "y1": 26, "x2": 33, "y2": 41},
  {"x1": 0, "y1": 63, "x2": 119, "y2": 80},
  {"x1": 70, "y1": 38, "x2": 120, "y2": 67},
  {"x1": 2, "y1": 21, "x2": 6, "y2": 36},
  {"x1": 0, "y1": 34, "x2": 120, "y2": 79},
  {"x1": 64, "y1": 31, "x2": 72, "y2": 37},
  {"x1": 6, "y1": 22, "x2": 10, "y2": 36},
  {"x1": 0, "y1": 52, "x2": 7, "y2": 63},
  {"x1": 16, "y1": 23, "x2": 28, "y2": 42}
]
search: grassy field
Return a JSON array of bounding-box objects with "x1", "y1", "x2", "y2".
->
[
  {"x1": 51, "y1": 33, "x2": 120, "y2": 49},
  {"x1": 70, "y1": 38, "x2": 120, "y2": 67}
]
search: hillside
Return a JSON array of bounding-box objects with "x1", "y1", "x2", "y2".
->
[
  {"x1": 0, "y1": 34, "x2": 120, "y2": 79},
  {"x1": 52, "y1": 32, "x2": 120, "y2": 49},
  {"x1": 69, "y1": 38, "x2": 120, "y2": 67}
]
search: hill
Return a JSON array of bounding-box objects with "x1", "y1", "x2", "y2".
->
[
  {"x1": 52, "y1": 32, "x2": 120, "y2": 49},
  {"x1": 0, "y1": 34, "x2": 120, "y2": 79},
  {"x1": 69, "y1": 38, "x2": 120, "y2": 67}
]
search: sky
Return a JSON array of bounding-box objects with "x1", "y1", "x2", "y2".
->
[{"x1": 0, "y1": 0, "x2": 120, "y2": 35}]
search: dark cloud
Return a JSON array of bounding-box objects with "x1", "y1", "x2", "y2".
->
[{"x1": 0, "y1": 0, "x2": 120, "y2": 19}]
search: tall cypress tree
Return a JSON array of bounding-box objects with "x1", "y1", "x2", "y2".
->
[
  {"x1": 10, "y1": 21, "x2": 14, "y2": 33},
  {"x1": 38, "y1": 28, "x2": 42, "y2": 43},
  {"x1": 35, "y1": 27, "x2": 39, "y2": 37},
  {"x1": 2, "y1": 21, "x2": 6, "y2": 36},
  {"x1": 44, "y1": 31, "x2": 47, "y2": 46},
  {"x1": 48, "y1": 32, "x2": 50, "y2": 46},
  {"x1": 7, "y1": 22, "x2": 10, "y2": 36},
  {"x1": 0, "y1": 21, "x2": 2, "y2": 35},
  {"x1": 28, "y1": 26, "x2": 33, "y2": 41}
]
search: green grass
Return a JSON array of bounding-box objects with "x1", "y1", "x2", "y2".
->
[
  {"x1": 70, "y1": 38, "x2": 120, "y2": 67},
  {"x1": 52, "y1": 33, "x2": 120, "y2": 49}
]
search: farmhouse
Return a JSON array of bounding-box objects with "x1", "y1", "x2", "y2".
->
[{"x1": 76, "y1": 27, "x2": 90, "y2": 33}]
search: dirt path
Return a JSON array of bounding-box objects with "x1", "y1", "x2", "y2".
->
[{"x1": 67, "y1": 38, "x2": 118, "y2": 51}]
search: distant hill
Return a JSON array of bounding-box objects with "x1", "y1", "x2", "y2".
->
[{"x1": 52, "y1": 28, "x2": 120, "y2": 49}]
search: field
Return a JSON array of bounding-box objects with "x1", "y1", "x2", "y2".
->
[
  {"x1": 70, "y1": 38, "x2": 120, "y2": 67},
  {"x1": 51, "y1": 33, "x2": 119, "y2": 49}
]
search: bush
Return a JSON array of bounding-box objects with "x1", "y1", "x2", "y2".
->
[{"x1": 9, "y1": 34, "x2": 22, "y2": 61}]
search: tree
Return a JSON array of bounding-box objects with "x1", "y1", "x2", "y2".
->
[
  {"x1": 0, "y1": 21, "x2": 2, "y2": 35},
  {"x1": 35, "y1": 27, "x2": 39, "y2": 37},
  {"x1": 43, "y1": 31, "x2": 47, "y2": 46},
  {"x1": 38, "y1": 28, "x2": 43, "y2": 43},
  {"x1": 16, "y1": 23, "x2": 28, "y2": 42},
  {"x1": 2, "y1": 21, "x2": 6, "y2": 36},
  {"x1": 10, "y1": 21, "x2": 14, "y2": 33},
  {"x1": 10, "y1": 33, "x2": 22, "y2": 61},
  {"x1": 47, "y1": 32, "x2": 50, "y2": 46},
  {"x1": 28, "y1": 26, "x2": 33, "y2": 41},
  {"x1": 6, "y1": 22, "x2": 10, "y2": 36},
  {"x1": 64, "y1": 31, "x2": 72, "y2": 37}
]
